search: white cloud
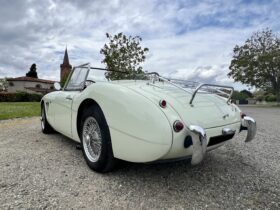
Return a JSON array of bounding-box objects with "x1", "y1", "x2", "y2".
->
[{"x1": 0, "y1": 0, "x2": 280, "y2": 90}]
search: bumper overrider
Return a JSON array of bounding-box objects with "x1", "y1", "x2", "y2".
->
[
  {"x1": 189, "y1": 125, "x2": 207, "y2": 165},
  {"x1": 241, "y1": 116, "x2": 257, "y2": 142},
  {"x1": 188, "y1": 116, "x2": 257, "y2": 165}
]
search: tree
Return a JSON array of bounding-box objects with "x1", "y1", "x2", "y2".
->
[
  {"x1": 26, "y1": 63, "x2": 38, "y2": 78},
  {"x1": 60, "y1": 73, "x2": 69, "y2": 88},
  {"x1": 240, "y1": 89, "x2": 253, "y2": 98},
  {"x1": 0, "y1": 78, "x2": 8, "y2": 92},
  {"x1": 228, "y1": 29, "x2": 280, "y2": 104},
  {"x1": 253, "y1": 89, "x2": 266, "y2": 102},
  {"x1": 232, "y1": 90, "x2": 247, "y2": 101},
  {"x1": 100, "y1": 32, "x2": 149, "y2": 80}
]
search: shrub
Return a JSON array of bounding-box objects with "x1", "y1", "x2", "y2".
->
[
  {"x1": 265, "y1": 94, "x2": 277, "y2": 102},
  {"x1": 0, "y1": 92, "x2": 42, "y2": 102},
  {"x1": 232, "y1": 91, "x2": 247, "y2": 101},
  {"x1": 255, "y1": 95, "x2": 264, "y2": 102}
]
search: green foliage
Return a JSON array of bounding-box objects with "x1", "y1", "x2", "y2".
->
[
  {"x1": 0, "y1": 78, "x2": 8, "y2": 91},
  {"x1": 253, "y1": 90, "x2": 278, "y2": 102},
  {"x1": 0, "y1": 102, "x2": 40, "y2": 120},
  {"x1": 265, "y1": 94, "x2": 277, "y2": 102},
  {"x1": 0, "y1": 92, "x2": 42, "y2": 102},
  {"x1": 231, "y1": 90, "x2": 248, "y2": 101},
  {"x1": 60, "y1": 73, "x2": 69, "y2": 88},
  {"x1": 100, "y1": 32, "x2": 149, "y2": 80},
  {"x1": 240, "y1": 89, "x2": 253, "y2": 98},
  {"x1": 228, "y1": 28, "x2": 280, "y2": 103},
  {"x1": 26, "y1": 63, "x2": 38, "y2": 78},
  {"x1": 253, "y1": 90, "x2": 266, "y2": 101}
]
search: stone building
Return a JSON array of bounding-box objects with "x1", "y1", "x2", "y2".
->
[{"x1": 6, "y1": 77, "x2": 55, "y2": 94}]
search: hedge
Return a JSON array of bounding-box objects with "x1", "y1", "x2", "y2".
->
[
  {"x1": 265, "y1": 94, "x2": 277, "y2": 102},
  {"x1": 0, "y1": 92, "x2": 42, "y2": 102}
]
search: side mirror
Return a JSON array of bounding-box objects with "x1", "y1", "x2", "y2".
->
[{"x1": 54, "y1": 82, "x2": 61, "y2": 90}]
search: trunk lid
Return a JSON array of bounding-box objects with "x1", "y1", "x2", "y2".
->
[{"x1": 119, "y1": 81, "x2": 240, "y2": 128}]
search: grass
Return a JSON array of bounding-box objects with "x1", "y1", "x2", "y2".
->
[{"x1": 0, "y1": 102, "x2": 40, "y2": 120}]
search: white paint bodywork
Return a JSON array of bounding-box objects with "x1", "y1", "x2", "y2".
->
[{"x1": 42, "y1": 80, "x2": 244, "y2": 163}]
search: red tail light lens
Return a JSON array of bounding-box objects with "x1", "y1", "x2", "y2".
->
[
  {"x1": 159, "y1": 99, "x2": 167, "y2": 108},
  {"x1": 241, "y1": 112, "x2": 246, "y2": 119},
  {"x1": 173, "y1": 120, "x2": 184, "y2": 132}
]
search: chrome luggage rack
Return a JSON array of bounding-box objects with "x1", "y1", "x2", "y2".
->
[{"x1": 146, "y1": 72, "x2": 234, "y2": 105}]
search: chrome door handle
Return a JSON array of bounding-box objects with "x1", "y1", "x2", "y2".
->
[{"x1": 66, "y1": 95, "x2": 73, "y2": 100}]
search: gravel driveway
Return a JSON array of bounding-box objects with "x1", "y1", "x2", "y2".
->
[{"x1": 0, "y1": 107, "x2": 279, "y2": 209}]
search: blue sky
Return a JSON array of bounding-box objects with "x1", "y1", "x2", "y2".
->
[{"x1": 0, "y1": 0, "x2": 280, "y2": 90}]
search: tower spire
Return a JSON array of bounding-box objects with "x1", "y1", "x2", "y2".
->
[
  {"x1": 60, "y1": 46, "x2": 72, "y2": 82},
  {"x1": 63, "y1": 47, "x2": 70, "y2": 65}
]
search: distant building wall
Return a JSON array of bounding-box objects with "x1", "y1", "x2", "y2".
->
[{"x1": 7, "y1": 79, "x2": 54, "y2": 94}]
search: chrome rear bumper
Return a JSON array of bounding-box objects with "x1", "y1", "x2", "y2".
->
[{"x1": 188, "y1": 116, "x2": 256, "y2": 165}]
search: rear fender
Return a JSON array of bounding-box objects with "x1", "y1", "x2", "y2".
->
[{"x1": 72, "y1": 83, "x2": 173, "y2": 162}]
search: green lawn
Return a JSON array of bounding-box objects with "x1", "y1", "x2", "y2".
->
[{"x1": 0, "y1": 102, "x2": 40, "y2": 120}]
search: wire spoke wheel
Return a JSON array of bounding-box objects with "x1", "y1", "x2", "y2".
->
[
  {"x1": 80, "y1": 105, "x2": 118, "y2": 172},
  {"x1": 82, "y1": 116, "x2": 102, "y2": 162}
]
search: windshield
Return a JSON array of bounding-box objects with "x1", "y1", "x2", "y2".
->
[
  {"x1": 87, "y1": 69, "x2": 108, "y2": 82},
  {"x1": 65, "y1": 67, "x2": 89, "y2": 90}
]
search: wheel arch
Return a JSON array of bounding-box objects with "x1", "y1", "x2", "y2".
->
[
  {"x1": 40, "y1": 100, "x2": 44, "y2": 108},
  {"x1": 76, "y1": 98, "x2": 102, "y2": 138}
]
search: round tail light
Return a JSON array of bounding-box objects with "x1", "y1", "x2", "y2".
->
[
  {"x1": 173, "y1": 120, "x2": 184, "y2": 132},
  {"x1": 159, "y1": 99, "x2": 167, "y2": 108}
]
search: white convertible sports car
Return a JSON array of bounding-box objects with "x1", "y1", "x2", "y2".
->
[{"x1": 41, "y1": 63, "x2": 256, "y2": 172}]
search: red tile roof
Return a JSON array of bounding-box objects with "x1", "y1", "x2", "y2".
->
[{"x1": 7, "y1": 76, "x2": 55, "y2": 84}]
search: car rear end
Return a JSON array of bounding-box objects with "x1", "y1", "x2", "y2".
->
[
  {"x1": 124, "y1": 78, "x2": 256, "y2": 164},
  {"x1": 158, "y1": 86, "x2": 256, "y2": 164}
]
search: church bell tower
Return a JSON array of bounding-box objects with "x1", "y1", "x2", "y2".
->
[{"x1": 60, "y1": 47, "x2": 72, "y2": 82}]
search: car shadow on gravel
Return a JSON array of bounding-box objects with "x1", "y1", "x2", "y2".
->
[{"x1": 55, "y1": 132, "x2": 260, "y2": 180}]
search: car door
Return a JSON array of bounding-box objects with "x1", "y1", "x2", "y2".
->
[
  {"x1": 53, "y1": 65, "x2": 89, "y2": 137},
  {"x1": 53, "y1": 91, "x2": 78, "y2": 137}
]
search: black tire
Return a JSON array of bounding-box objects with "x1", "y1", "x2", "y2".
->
[
  {"x1": 41, "y1": 103, "x2": 54, "y2": 134},
  {"x1": 80, "y1": 105, "x2": 118, "y2": 173}
]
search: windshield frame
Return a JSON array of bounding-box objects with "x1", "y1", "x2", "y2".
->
[{"x1": 63, "y1": 64, "x2": 90, "y2": 91}]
